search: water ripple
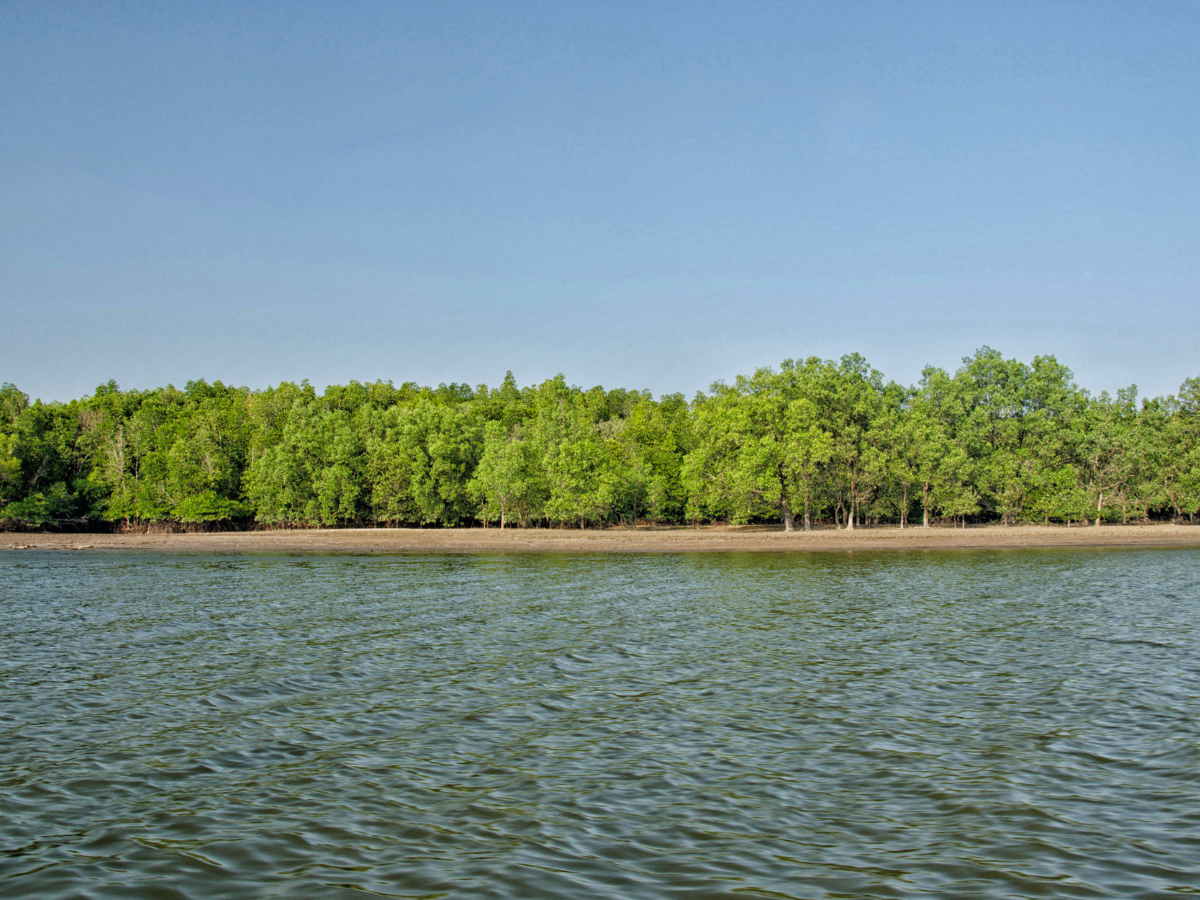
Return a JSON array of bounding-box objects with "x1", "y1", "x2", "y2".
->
[{"x1": 2, "y1": 549, "x2": 1199, "y2": 898}]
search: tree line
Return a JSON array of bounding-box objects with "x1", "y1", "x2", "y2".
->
[{"x1": 2, "y1": 348, "x2": 1198, "y2": 531}]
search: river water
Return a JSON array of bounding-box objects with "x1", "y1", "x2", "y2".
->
[{"x1": 2, "y1": 550, "x2": 1199, "y2": 899}]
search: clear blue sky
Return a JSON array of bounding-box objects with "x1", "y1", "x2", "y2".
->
[{"x1": 3, "y1": 1, "x2": 1197, "y2": 401}]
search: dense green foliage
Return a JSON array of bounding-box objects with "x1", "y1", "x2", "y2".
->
[{"x1": 3, "y1": 349, "x2": 1198, "y2": 530}]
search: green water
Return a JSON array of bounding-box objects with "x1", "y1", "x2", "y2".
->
[{"x1": 2, "y1": 550, "x2": 1199, "y2": 898}]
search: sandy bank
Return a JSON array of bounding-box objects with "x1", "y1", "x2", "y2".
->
[{"x1": 5, "y1": 524, "x2": 1200, "y2": 554}]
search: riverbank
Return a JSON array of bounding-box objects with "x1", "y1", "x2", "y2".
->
[{"x1": 5, "y1": 523, "x2": 1200, "y2": 553}]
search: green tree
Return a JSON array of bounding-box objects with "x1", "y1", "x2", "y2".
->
[
  {"x1": 684, "y1": 362, "x2": 835, "y2": 531},
  {"x1": 0, "y1": 432, "x2": 21, "y2": 507},
  {"x1": 470, "y1": 421, "x2": 542, "y2": 527},
  {"x1": 903, "y1": 367, "x2": 978, "y2": 527},
  {"x1": 951, "y1": 348, "x2": 1083, "y2": 524},
  {"x1": 1073, "y1": 387, "x2": 1137, "y2": 526},
  {"x1": 815, "y1": 354, "x2": 885, "y2": 530},
  {"x1": 1151, "y1": 378, "x2": 1200, "y2": 522},
  {"x1": 367, "y1": 399, "x2": 480, "y2": 526},
  {"x1": 246, "y1": 389, "x2": 367, "y2": 526},
  {"x1": 528, "y1": 376, "x2": 619, "y2": 527}
]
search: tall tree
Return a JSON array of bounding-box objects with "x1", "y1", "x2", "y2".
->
[
  {"x1": 469, "y1": 421, "x2": 542, "y2": 528},
  {"x1": 816, "y1": 354, "x2": 885, "y2": 530},
  {"x1": 367, "y1": 399, "x2": 481, "y2": 526}
]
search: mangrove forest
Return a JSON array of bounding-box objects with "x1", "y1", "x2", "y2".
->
[{"x1": 2, "y1": 348, "x2": 1198, "y2": 531}]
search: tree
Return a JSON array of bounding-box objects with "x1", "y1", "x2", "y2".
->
[
  {"x1": 0, "y1": 432, "x2": 21, "y2": 507},
  {"x1": 6, "y1": 355, "x2": 1199, "y2": 533},
  {"x1": 684, "y1": 361, "x2": 837, "y2": 531},
  {"x1": 529, "y1": 376, "x2": 620, "y2": 528},
  {"x1": 814, "y1": 354, "x2": 885, "y2": 530},
  {"x1": 685, "y1": 371, "x2": 792, "y2": 528},
  {"x1": 368, "y1": 400, "x2": 481, "y2": 526},
  {"x1": 470, "y1": 421, "x2": 541, "y2": 527},
  {"x1": 1151, "y1": 378, "x2": 1200, "y2": 522},
  {"x1": 1073, "y1": 387, "x2": 1137, "y2": 526},
  {"x1": 246, "y1": 390, "x2": 367, "y2": 526},
  {"x1": 950, "y1": 348, "x2": 1084, "y2": 524}
]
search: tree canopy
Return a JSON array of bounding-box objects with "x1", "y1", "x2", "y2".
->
[{"x1": 3, "y1": 352, "x2": 1198, "y2": 530}]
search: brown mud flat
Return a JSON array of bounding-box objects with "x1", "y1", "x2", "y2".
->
[{"x1": 5, "y1": 524, "x2": 1200, "y2": 554}]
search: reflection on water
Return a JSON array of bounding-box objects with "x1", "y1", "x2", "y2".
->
[{"x1": 2, "y1": 549, "x2": 1199, "y2": 898}]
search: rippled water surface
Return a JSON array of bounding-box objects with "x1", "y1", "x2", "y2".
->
[{"x1": 3, "y1": 549, "x2": 1200, "y2": 898}]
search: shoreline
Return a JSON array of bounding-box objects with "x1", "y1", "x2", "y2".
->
[{"x1": 5, "y1": 524, "x2": 1200, "y2": 554}]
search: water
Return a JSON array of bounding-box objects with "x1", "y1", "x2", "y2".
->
[{"x1": 2, "y1": 550, "x2": 1199, "y2": 899}]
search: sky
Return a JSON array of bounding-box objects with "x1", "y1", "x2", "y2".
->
[{"x1": 3, "y1": 1, "x2": 1198, "y2": 402}]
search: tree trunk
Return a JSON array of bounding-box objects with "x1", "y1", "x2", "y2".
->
[
  {"x1": 847, "y1": 493, "x2": 855, "y2": 531},
  {"x1": 779, "y1": 470, "x2": 794, "y2": 532},
  {"x1": 922, "y1": 483, "x2": 930, "y2": 528},
  {"x1": 1095, "y1": 492, "x2": 1102, "y2": 527},
  {"x1": 901, "y1": 484, "x2": 908, "y2": 529},
  {"x1": 803, "y1": 488, "x2": 811, "y2": 532}
]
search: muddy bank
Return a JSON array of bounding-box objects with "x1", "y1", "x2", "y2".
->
[{"x1": 6, "y1": 524, "x2": 1200, "y2": 553}]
